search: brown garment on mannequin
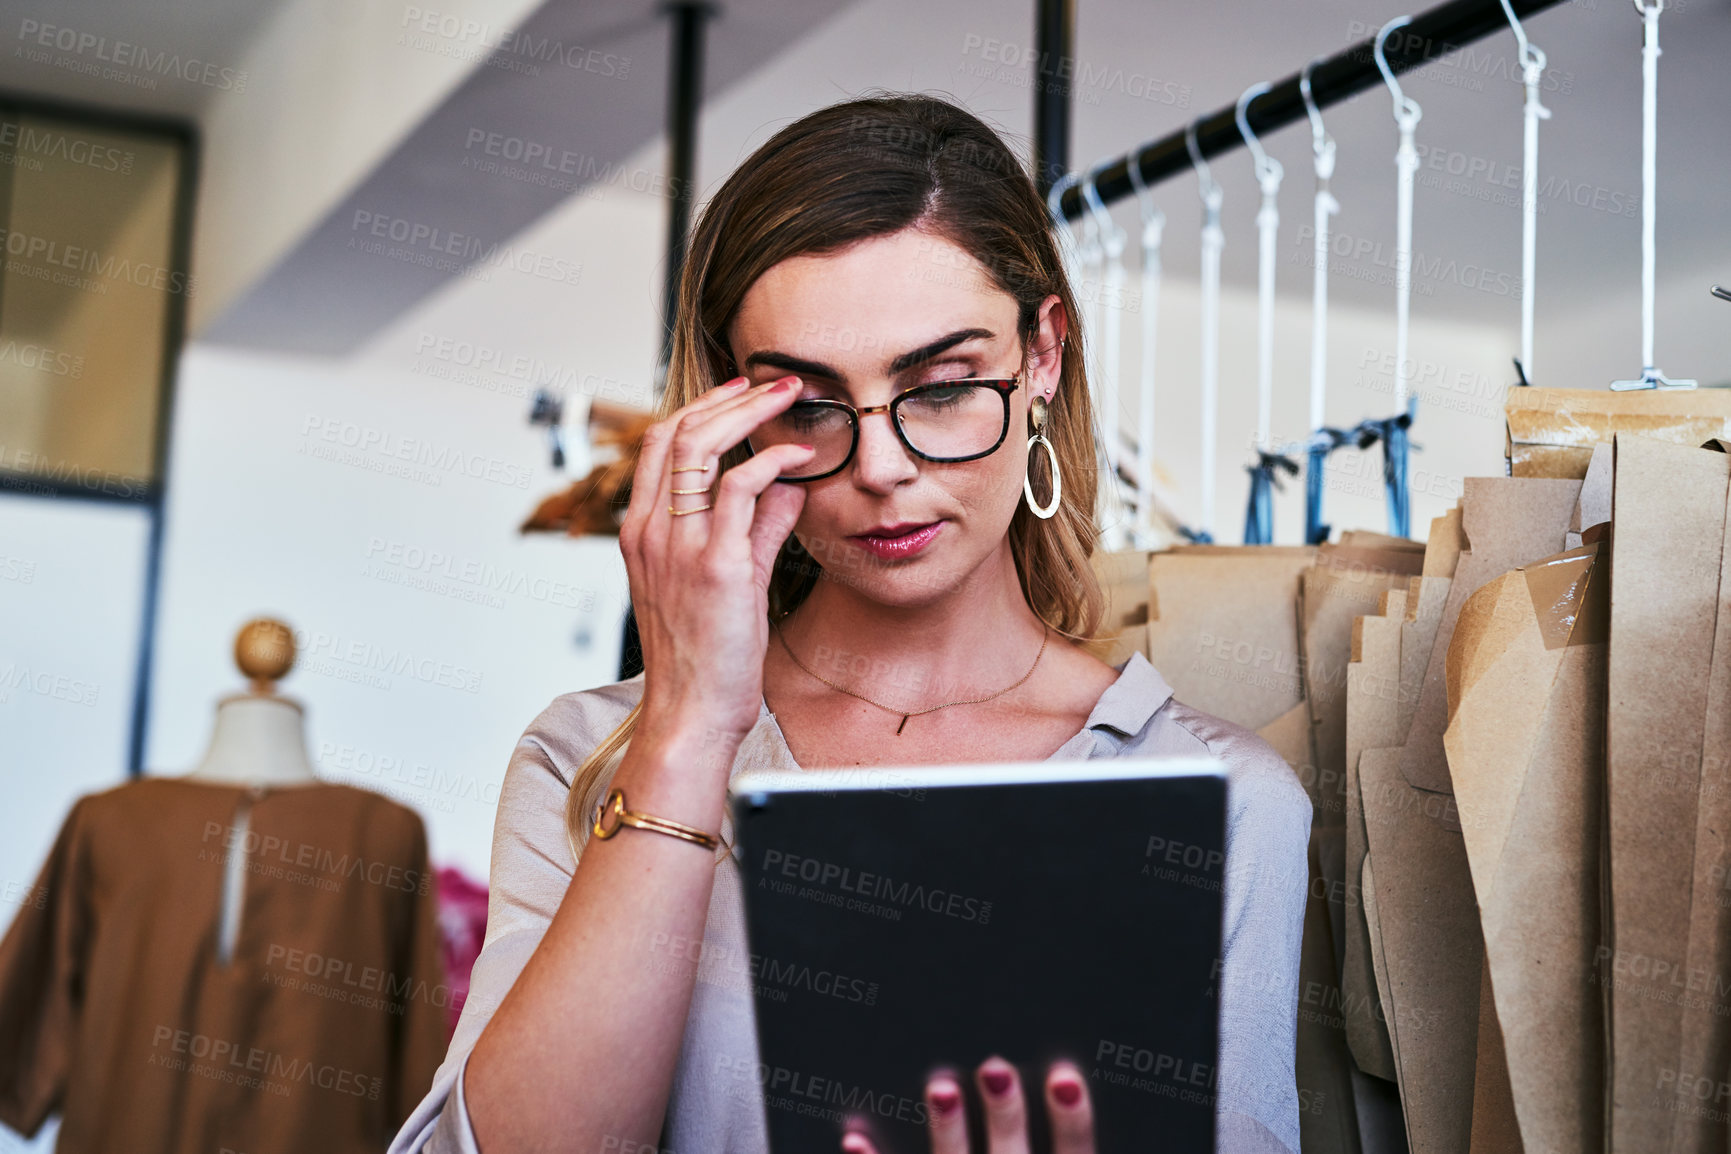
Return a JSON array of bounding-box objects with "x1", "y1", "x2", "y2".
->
[{"x1": 0, "y1": 778, "x2": 448, "y2": 1154}]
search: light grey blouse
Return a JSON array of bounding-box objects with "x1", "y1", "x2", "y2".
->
[{"x1": 389, "y1": 650, "x2": 1313, "y2": 1154}]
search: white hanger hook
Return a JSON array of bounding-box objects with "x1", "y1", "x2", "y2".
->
[
  {"x1": 1300, "y1": 58, "x2": 1334, "y2": 156},
  {"x1": 1186, "y1": 118, "x2": 1221, "y2": 208},
  {"x1": 1235, "y1": 81, "x2": 1283, "y2": 186},
  {"x1": 1126, "y1": 145, "x2": 1163, "y2": 230},
  {"x1": 1374, "y1": 16, "x2": 1423, "y2": 128},
  {"x1": 1083, "y1": 160, "x2": 1127, "y2": 255},
  {"x1": 1047, "y1": 169, "x2": 1081, "y2": 242},
  {"x1": 1497, "y1": 0, "x2": 1547, "y2": 71},
  {"x1": 1081, "y1": 164, "x2": 1110, "y2": 233}
]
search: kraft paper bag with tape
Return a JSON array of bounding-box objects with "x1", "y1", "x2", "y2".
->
[
  {"x1": 1606, "y1": 434, "x2": 1731, "y2": 1153},
  {"x1": 1443, "y1": 540, "x2": 1608, "y2": 1154},
  {"x1": 1399, "y1": 477, "x2": 1583, "y2": 797},
  {"x1": 1504, "y1": 386, "x2": 1731, "y2": 478}
]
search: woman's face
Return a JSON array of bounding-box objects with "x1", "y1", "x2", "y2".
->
[{"x1": 725, "y1": 227, "x2": 1064, "y2": 610}]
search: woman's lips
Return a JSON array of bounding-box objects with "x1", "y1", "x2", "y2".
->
[{"x1": 848, "y1": 521, "x2": 943, "y2": 559}]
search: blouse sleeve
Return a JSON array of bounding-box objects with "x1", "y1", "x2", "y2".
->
[
  {"x1": 0, "y1": 798, "x2": 92, "y2": 1137},
  {"x1": 1140, "y1": 699, "x2": 1313, "y2": 1154},
  {"x1": 1215, "y1": 729, "x2": 1314, "y2": 1154},
  {"x1": 388, "y1": 690, "x2": 626, "y2": 1154}
]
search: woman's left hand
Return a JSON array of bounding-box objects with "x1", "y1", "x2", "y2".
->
[{"x1": 840, "y1": 1056, "x2": 1095, "y2": 1154}]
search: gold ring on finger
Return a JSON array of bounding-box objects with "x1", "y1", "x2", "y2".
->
[
  {"x1": 670, "y1": 462, "x2": 711, "y2": 474},
  {"x1": 669, "y1": 487, "x2": 710, "y2": 495},
  {"x1": 669, "y1": 503, "x2": 714, "y2": 516}
]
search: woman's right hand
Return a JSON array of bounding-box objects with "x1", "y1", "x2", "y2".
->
[
  {"x1": 841, "y1": 1057, "x2": 1096, "y2": 1154},
  {"x1": 619, "y1": 373, "x2": 818, "y2": 750}
]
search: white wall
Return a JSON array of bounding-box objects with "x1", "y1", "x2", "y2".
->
[
  {"x1": 0, "y1": 497, "x2": 149, "y2": 913},
  {"x1": 0, "y1": 497, "x2": 150, "y2": 1154},
  {"x1": 1094, "y1": 273, "x2": 1512, "y2": 547},
  {"x1": 141, "y1": 342, "x2": 632, "y2": 880}
]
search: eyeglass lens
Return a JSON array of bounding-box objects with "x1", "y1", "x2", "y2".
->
[{"x1": 749, "y1": 383, "x2": 1009, "y2": 480}]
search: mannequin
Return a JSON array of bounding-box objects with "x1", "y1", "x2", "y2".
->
[
  {"x1": 185, "y1": 618, "x2": 319, "y2": 961},
  {"x1": 187, "y1": 617, "x2": 319, "y2": 785},
  {"x1": 0, "y1": 620, "x2": 448, "y2": 1152}
]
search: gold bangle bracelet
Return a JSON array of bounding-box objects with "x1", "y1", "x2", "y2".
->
[{"x1": 593, "y1": 787, "x2": 719, "y2": 850}]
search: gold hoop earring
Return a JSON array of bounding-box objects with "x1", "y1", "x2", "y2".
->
[{"x1": 1024, "y1": 394, "x2": 1061, "y2": 519}]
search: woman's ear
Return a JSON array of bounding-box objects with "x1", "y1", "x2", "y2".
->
[{"x1": 1026, "y1": 294, "x2": 1068, "y2": 402}]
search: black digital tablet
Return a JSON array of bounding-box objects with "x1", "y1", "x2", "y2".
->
[{"x1": 728, "y1": 757, "x2": 1227, "y2": 1154}]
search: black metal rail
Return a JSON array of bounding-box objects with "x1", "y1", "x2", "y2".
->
[{"x1": 1053, "y1": 0, "x2": 1568, "y2": 219}]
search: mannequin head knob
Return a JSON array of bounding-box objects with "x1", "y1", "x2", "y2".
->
[{"x1": 235, "y1": 618, "x2": 295, "y2": 693}]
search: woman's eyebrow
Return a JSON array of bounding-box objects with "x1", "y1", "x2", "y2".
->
[{"x1": 740, "y1": 328, "x2": 997, "y2": 380}]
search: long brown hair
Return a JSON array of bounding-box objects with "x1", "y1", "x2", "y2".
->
[{"x1": 564, "y1": 91, "x2": 1109, "y2": 860}]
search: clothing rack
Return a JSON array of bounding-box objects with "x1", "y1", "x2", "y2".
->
[{"x1": 1052, "y1": 0, "x2": 1567, "y2": 220}]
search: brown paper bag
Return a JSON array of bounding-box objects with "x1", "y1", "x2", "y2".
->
[
  {"x1": 1342, "y1": 596, "x2": 1408, "y2": 1083},
  {"x1": 1469, "y1": 956, "x2": 1523, "y2": 1154},
  {"x1": 1358, "y1": 745, "x2": 1482, "y2": 1154},
  {"x1": 1607, "y1": 434, "x2": 1731, "y2": 1152},
  {"x1": 1443, "y1": 543, "x2": 1607, "y2": 1154},
  {"x1": 1357, "y1": 854, "x2": 1412, "y2": 1154},
  {"x1": 1145, "y1": 547, "x2": 1317, "y2": 734},
  {"x1": 1303, "y1": 554, "x2": 1421, "y2": 985},
  {"x1": 1673, "y1": 464, "x2": 1731, "y2": 1154},
  {"x1": 1399, "y1": 478, "x2": 1582, "y2": 797}
]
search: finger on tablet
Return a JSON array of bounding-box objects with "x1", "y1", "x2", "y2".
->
[
  {"x1": 976, "y1": 1057, "x2": 1030, "y2": 1154},
  {"x1": 1044, "y1": 1062, "x2": 1096, "y2": 1154},
  {"x1": 925, "y1": 1073, "x2": 969, "y2": 1154}
]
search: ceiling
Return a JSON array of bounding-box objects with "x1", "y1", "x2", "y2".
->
[{"x1": 0, "y1": 0, "x2": 281, "y2": 120}]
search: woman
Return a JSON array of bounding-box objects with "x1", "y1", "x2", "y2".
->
[{"x1": 390, "y1": 92, "x2": 1310, "y2": 1154}]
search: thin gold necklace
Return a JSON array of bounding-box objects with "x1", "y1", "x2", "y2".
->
[{"x1": 771, "y1": 619, "x2": 1050, "y2": 735}]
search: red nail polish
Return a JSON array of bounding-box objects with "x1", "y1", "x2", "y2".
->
[
  {"x1": 982, "y1": 1070, "x2": 1012, "y2": 1096},
  {"x1": 771, "y1": 379, "x2": 797, "y2": 392},
  {"x1": 1053, "y1": 1081, "x2": 1082, "y2": 1107},
  {"x1": 930, "y1": 1085, "x2": 960, "y2": 1114}
]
